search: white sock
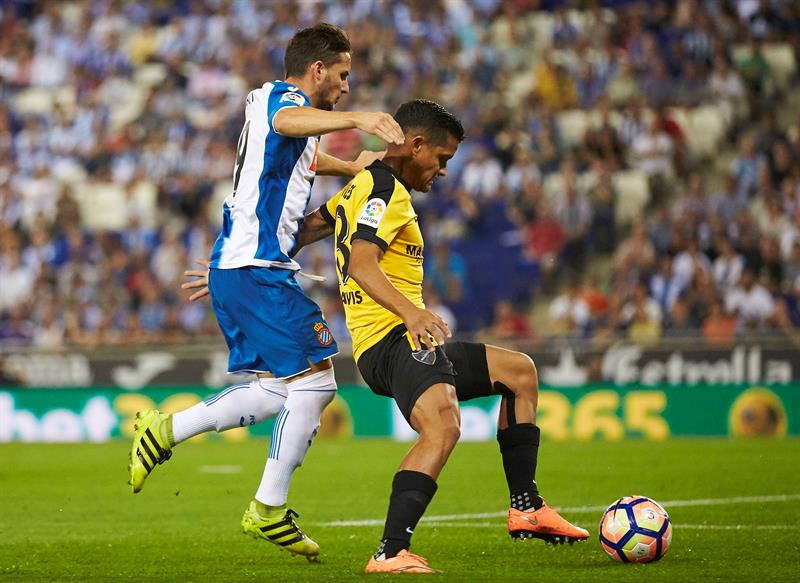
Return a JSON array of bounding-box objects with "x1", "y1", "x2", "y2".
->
[
  {"x1": 255, "y1": 368, "x2": 337, "y2": 506},
  {"x1": 173, "y1": 378, "x2": 287, "y2": 445}
]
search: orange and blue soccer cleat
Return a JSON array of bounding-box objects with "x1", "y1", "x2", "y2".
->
[
  {"x1": 365, "y1": 550, "x2": 439, "y2": 574},
  {"x1": 507, "y1": 503, "x2": 590, "y2": 545}
]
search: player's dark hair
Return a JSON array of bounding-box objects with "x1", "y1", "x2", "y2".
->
[
  {"x1": 284, "y1": 23, "x2": 350, "y2": 78},
  {"x1": 394, "y1": 100, "x2": 465, "y2": 144}
]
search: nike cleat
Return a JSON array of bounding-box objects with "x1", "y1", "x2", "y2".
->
[
  {"x1": 128, "y1": 409, "x2": 174, "y2": 493},
  {"x1": 365, "y1": 550, "x2": 438, "y2": 574},
  {"x1": 241, "y1": 502, "x2": 320, "y2": 562},
  {"x1": 508, "y1": 503, "x2": 590, "y2": 545}
]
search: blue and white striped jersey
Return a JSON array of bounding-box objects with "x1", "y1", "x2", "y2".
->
[{"x1": 210, "y1": 81, "x2": 318, "y2": 270}]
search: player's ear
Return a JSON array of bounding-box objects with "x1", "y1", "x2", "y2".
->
[
  {"x1": 311, "y1": 60, "x2": 325, "y2": 81},
  {"x1": 410, "y1": 135, "x2": 426, "y2": 157}
]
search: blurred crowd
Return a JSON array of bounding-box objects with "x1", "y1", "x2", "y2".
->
[{"x1": 1, "y1": 0, "x2": 800, "y2": 350}]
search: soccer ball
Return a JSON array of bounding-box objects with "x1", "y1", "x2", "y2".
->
[{"x1": 599, "y1": 496, "x2": 672, "y2": 563}]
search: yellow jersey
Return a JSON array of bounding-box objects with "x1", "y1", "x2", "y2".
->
[{"x1": 320, "y1": 160, "x2": 425, "y2": 361}]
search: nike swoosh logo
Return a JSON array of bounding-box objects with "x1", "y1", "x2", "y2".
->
[
  {"x1": 524, "y1": 517, "x2": 539, "y2": 526},
  {"x1": 406, "y1": 527, "x2": 414, "y2": 534}
]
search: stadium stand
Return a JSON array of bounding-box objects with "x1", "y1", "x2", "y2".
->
[{"x1": 1, "y1": 0, "x2": 800, "y2": 350}]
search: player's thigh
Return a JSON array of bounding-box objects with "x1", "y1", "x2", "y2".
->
[
  {"x1": 250, "y1": 268, "x2": 339, "y2": 358},
  {"x1": 444, "y1": 342, "x2": 537, "y2": 401},
  {"x1": 409, "y1": 382, "x2": 460, "y2": 436},
  {"x1": 208, "y1": 268, "x2": 266, "y2": 371},
  {"x1": 209, "y1": 267, "x2": 336, "y2": 377},
  {"x1": 358, "y1": 325, "x2": 456, "y2": 425},
  {"x1": 443, "y1": 341, "x2": 493, "y2": 401}
]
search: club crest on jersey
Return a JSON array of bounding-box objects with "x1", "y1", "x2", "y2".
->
[
  {"x1": 314, "y1": 322, "x2": 334, "y2": 346},
  {"x1": 280, "y1": 92, "x2": 305, "y2": 106},
  {"x1": 358, "y1": 198, "x2": 386, "y2": 227}
]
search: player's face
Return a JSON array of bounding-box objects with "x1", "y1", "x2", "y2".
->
[
  {"x1": 411, "y1": 135, "x2": 459, "y2": 192},
  {"x1": 316, "y1": 53, "x2": 351, "y2": 111}
]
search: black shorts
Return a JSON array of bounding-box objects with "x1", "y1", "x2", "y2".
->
[{"x1": 357, "y1": 324, "x2": 494, "y2": 424}]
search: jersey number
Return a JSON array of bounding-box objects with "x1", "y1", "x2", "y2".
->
[
  {"x1": 335, "y1": 205, "x2": 351, "y2": 284},
  {"x1": 232, "y1": 120, "x2": 251, "y2": 196}
]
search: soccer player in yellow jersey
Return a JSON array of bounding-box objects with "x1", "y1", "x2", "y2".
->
[{"x1": 297, "y1": 100, "x2": 589, "y2": 574}]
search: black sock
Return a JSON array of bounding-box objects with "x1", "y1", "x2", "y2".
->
[
  {"x1": 497, "y1": 423, "x2": 543, "y2": 512},
  {"x1": 376, "y1": 470, "x2": 438, "y2": 559}
]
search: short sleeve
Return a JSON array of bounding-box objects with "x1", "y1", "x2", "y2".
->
[
  {"x1": 267, "y1": 83, "x2": 311, "y2": 133},
  {"x1": 351, "y1": 168, "x2": 411, "y2": 252},
  {"x1": 320, "y1": 190, "x2": 341, "y2": 226}
]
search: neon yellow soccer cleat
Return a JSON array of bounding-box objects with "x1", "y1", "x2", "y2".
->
[
  {"x1": 241, "y1": 502, "x2": 320, "y2": 562},
  {"x1": 128, "y1": 409, "x2": 174, "y2": 493}
]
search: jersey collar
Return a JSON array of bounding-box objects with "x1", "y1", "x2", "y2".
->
[{"x1": 368, "y1": 159, "x2": 412, "y2": 192}]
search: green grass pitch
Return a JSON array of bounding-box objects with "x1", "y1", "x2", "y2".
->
[{"x1": 1, "y1": 438, "x2": 799, "y2": 582}]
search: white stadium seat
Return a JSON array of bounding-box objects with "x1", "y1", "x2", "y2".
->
[
  {"x1": 612, "y1": 170, "x2": 650, "y2": 225},
  {"x1": 557, "y1": 109, "x2": 590, "y2": 147},
  {"x1": 686, "y1": 106, "x2": 726, "y2": 157},
  {"x1": 73, "y1": 180, "x2": 157, "y2": 231}
]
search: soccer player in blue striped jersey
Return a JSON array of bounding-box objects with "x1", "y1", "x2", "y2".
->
[{"x1": 128, "y1": 23, "x2": 405, "y2": 561}]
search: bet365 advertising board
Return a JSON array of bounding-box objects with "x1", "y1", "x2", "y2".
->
[{"x1": 0, "y1": 383, "x2": 796, "y2": 443}]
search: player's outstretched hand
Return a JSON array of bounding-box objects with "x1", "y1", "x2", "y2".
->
[
  {"x1": 402, "y1": 306, "x2": 452, "y2": 351},
  {"x1": 354, "y1": 112, "x2": 405, "y2": 145},
  {"x1": 353, "y1": 149, "x2": 386, "y2": 173},
  {"x1": 181, "y1": 258, "x2": 210, "y2": 301}
]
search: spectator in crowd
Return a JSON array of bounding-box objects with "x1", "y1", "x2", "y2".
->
[
  {"x1": 423, "y1": 283, "x2": 457, "y2": 337},
  {"x1": 553, "y1": 176, "x2": 592, "y2": 274},
  {"x1": 534, "y1": 52, "x2": 577, "y2": 111},
  {"x1": 725, "y1": 268, "x2": 776, "y2": 330},
  {"x1": 0, "y1": 0, "x2": 797, "y2": 350},
  {"x1": 731, "y1": 134, "x2": 767, "y2": 200},
  {"x1": 460, "y1": 145, "x2": 504, "y2": 201},
  {"x1": 650, "y1": 256, "x2": 681, "y2": 314},
  {"x1": 674, "y1": 172, "x2": 710, "y2": 226},
  {"x1": 632, "y1": 116, "x2": 674, "y2": 203},
  {"x1": 627, "y1": 303, "x2": 662, "y2": 345},
  {"x1": 587, "y1": 161, "x2": 617, "y2": 253},
  {"x1": 425, "y1": 244, "x2": 469, "y2": 307},
  {"x1": 709, "y1": 54, "x2": 748, "y2": 126},
  {"x1": 713, "y1": 237, "x2": 746, "y2": 291},
  {"x1": 622, "y1": 281, "x2": 663, "y2": 329},
  {"x1": 702, "y1": 299, "x2": 737, "y2": 345},
  {"x1": 549, "y1": 278, "x2": 591, "y2": 338},
  {"x1": 0, "y1": 246, "x2": 35, "y2": 314},
  {"x1": 783, "y1": 241, "x2": 800, "y2": 290},
  {"x1": 672, "y1": 240, "x2": 712, "y2": 292},
  {"x1": 615, "y1": 220, "x2": 655, "y2": 272},
  {"x1": 580, "y1": 276, "x2": 610, "y2": 320},
  {"x1": 486, "y1": 300, "x2": 535, "y2": 344},
  {"x1": 525, "y1": 200, "x2": 565, "y2": 288},
  {"x1": 710, "y1": 173, "x2": 748, "y2": 225},
  {"x1": 663, "y1": 297, "x2": 700, "y2": 339},
  {"x1": 584, "y1": 102, "x2": 624, "y2": 171}
]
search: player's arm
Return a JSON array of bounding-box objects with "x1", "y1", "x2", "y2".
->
[
  {"x1": 292, "y1": 207, "x2": 335, "y2": 256},
  {"x1": 292, "y1": 188, "x2": 343, "y2": 256},
  {"x1": 315, "y1": 149, "x2": 386, "y2": 177},
  {"x1": 272, "y1": 107, "x2": 405, "y2": 145},
  {"x1": 348, "y1": 241, "x2": 451, "y2": 351}
]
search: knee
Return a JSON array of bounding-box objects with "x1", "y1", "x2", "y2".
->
[
  {"x1": 440, "y1": 418, "x2": 461, "y2": 449},
  {"x1": 420, "y1": 409, "x2": 461, "y2": 451},
  {"x1": 510, "y1": 353, "x2": 539, "y2": 400},
  {"x1": 284, "y1": 389, "x2": 335, "y2": 419}
]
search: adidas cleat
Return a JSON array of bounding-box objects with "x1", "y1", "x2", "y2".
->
[
  {"x1": 241, "y1": 502, "x2": 320, "y2": 562},
  {"x1": 508, "y1": 504, "x2": 589, "y2": 545},
  {"x1": 128, "y1": 409, "x2": 173, "y2": 493},
  {"x1": 365, "y1": 550, "x2": 438, "y2": 574}
]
